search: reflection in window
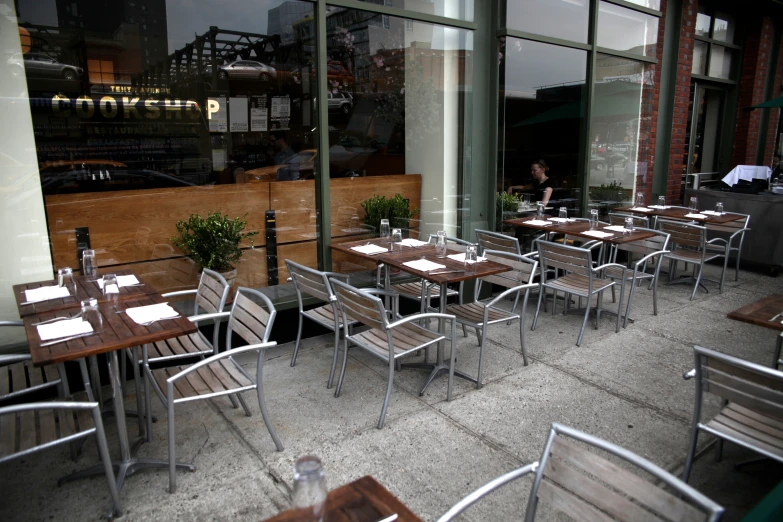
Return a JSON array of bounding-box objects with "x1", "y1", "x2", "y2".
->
[
  {"x1": 499, "y1": 39, "x2": 587, "y2": 227},
  {"x1": 708, "y1": 45, "x2": 733, "y2": 79},
  {"x1": 588, "y1": 54, "x2": 654, "y2": 213},
  {"x1": 622, "y1": 0, "x2": 661, "y2": 9},
  {"x1": 506, "y1": 0, "x2": 589, "y2": 45},
  {"x1": 712, "y1": 12, "x2": 735, "y2": 44},
  {"x1": 357, "y1": 0, "x2": 474, "y2": 22},
  {"x1": 692, "y1": 41, "x2": 708, "y2": 76},
  {"x1": 597, "y1": 1, "x2": 658, "y2": 57},
  {"x1": 696, "y1": 9, "x2": 711, "y2": 37}
]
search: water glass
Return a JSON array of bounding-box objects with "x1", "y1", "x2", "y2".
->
[
  {"x1": 379, "y1": 219, "x2": 390, "y2": 241},
  {"x1": 624, "y1": 217, "x2": 635, "y2": 233},
  {"x1": 464, "y1": 245, "x2": 478, "y2": 272},
  {"x1": 82, "y1": 249, "x2": 98, "y2": 281},
  {"x1": 558, "y1": 207, "x2": 568, "y2": 220},
  {"x1": 517, "y1": 201, "x2": 525, "y2": 213},
  {"x1": 57, "y1": 267, "x2": 77, "y2": 297},
  {"x1": 435, "y1": 230, "x2": 448, "y2": 258},
  {"x1": 590, "y1": 209, "x2": 599, "y2": 230},
  {"x1": 536, "y1": 202, "x2": 544, "y2": 218},
  {"x1": 658, "y1": 196, "x2": 666, "y2": 208},
  {"x1": 689, "y1": 196, "x2": 698, "y2": 211},
  {"x1": 102, "y1": 273, "x2": 120, "y2": 306},
  {"x1": 391, "y1": 228, "x2": 402, "y2": 251},
  {"x1": 80, "y1": 298, "x2": 103, "y2": 333},
  {"x1": 715, "y1": 202, "x2": 724, "y2": 214},
  {"x1": 635, "y1": 192, "x2": 644, "y2": 208},
  {"x1": 292, "y1": 456, "x2": 327, "y2": 522}
]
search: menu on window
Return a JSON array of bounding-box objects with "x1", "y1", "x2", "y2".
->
[
  {"x1": 270, "y1": 95, "x2": 290, "y2": 130},
  {"x1": 250, "y1": 95, "x2": 268, "y2": 132},
  {"x1": 229, "y1": 96, "x2": 248, "y2": 132}
]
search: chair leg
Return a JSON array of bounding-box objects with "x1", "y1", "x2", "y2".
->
[
  {"x1": 255, "y1": 354, "x2": 284, "y2": 451},
  {"x1": 327, "y1": 326, "x2": 340, "y2": 389},
  {"x1": 228, "y1": 394, "x2": 240, "y2": 409},
  {"x1": 652, "y1": 275, "x2": 659, "y2": 316},
  {"x1": 91, "y1": 409, "x2": 123, "y2": 517},
  {"x1": 290, "y1": 313, "x2": 304, "y2": 367},
  {"x1": 168, "y1": 393, "x2": 176, "y2": 493},
  {"x1": 377, "y1": 360, "x2": 395, "y2": 429},
  {"x1": 690, "y1": 264, "x2": 704, "y2": 300},
  {"x1": 235, "y1": 393, "x2": 252, "y2": 416},
  {"x1": 595, "y1": 292, "x2": 603, "y2": 330},
  {"x1": 532, "y1": 286, "x2": 544, "y2": 331},
  {"x1": 735, "y1": 252, "x2": 741, "y2": 281},
  {"x1": 519, "y1": 311, "x2": 528, "y2": 367},
  {"x1": 476, "y1": 326, "x2": 487, "y2": 389},
  {"x1": 624, "y1": 279, "x2": 636, "y2": 328},
  {"x1": 144, "y1": 349, "x2": 153, "y2": 443},
  {"x1": 475, "y1": 327, "x2": 482, "y2": 345},
  {"x1": 334, "y1": 336, "x2": 350, "y2": 398},
  {"x1": 715, "y1": 439, "x2": 724, "y2": 462},
  {"x1": 576, "y1": 302, "x2": 591, "y2": 346},
  {"x1": 615, "y1": 281, "x2": 624, "y2": 333},
  {"x1": 131, "y1": 347, "x2": 144, "y2": 437},
  {"x1": 719, "y1": 252, "x2": 729, "y2": 294},
  {"x1": 461, "y1": 324, "x2": 468, "y2": 337},
  {"x1": 551, "y1": 290, "x2": 557, "y2": 316},
  {"x1": 682, "y1": 427, "x2": 699, "y2": 483}
]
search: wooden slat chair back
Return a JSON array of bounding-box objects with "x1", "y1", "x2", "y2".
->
[
  {"x1": 145, "y1": 287, "x2": 283, "y2": 493},
  {"x1": 332, "y1": 281, "x2": 387, "y2": 332},
  {"x1": 683, "y1": 346, "x2": 783, "y2": 481},
  {"x1": 480, "y1": 251, "x2": 538, "y2": 291},
  {"x1": 287, "y1": 260, "x2": 333, "y2": 303},
  {"x1": 194, "y1": 268, "x2": 231, "y2": 314},
  {"x1": 658, "y1": 219, "x2": 705, "y2": 250},
  {"x1": 536, "y1": 240, "x2": 593, "y2": 280},
  {"x1": 608, "y1": 212, "x2": 649, "y2": 228},
  {"x1": 475, "y1": 229, "x2": 521, "y2": 255},
  {"x1": 436, "y1": 423, "x2": 723, "y2": 522},
  {"x1": 0, "y1": 401, "x2": 123, "y2": 517},
  {"x1": 704, "y1": 213, "x2": 750, "y2": 282},
  {"x1": 613, "y1": 228, "x2": 670, "y2": 258},
  {"x1": 657, "y1": 219, "x2": 723, "y2": 300}
]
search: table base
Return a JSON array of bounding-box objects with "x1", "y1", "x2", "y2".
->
[
  {"x1": 668, "y1": 275, "x2": 714, "y2": 294},
  {"x1": 401, "y1": 362, "x2": 476, "y2": 395}
]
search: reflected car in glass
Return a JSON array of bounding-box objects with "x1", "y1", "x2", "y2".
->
[
  {"x1": 328, "y1": 92, "x2": 353, "y2": 115},
  {"x1": 8, "y1": 52, "x2": 83, "y2": 80},
  {"x1": 246, "y1": 149, "x2": 317, "y2": 181},
  {"x1": 214, "y1": 60, "x2": 277, "y2": 81},
  {"x1": 39, "y1": 160, "x2": 198, "y2": 194}
]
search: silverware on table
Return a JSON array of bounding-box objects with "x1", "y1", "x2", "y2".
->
[
  {"x1": 374, "y1": 515, "x2": 398, "y2": 522},
  {"x1": 139, "y1": 316, "x2": 181, "y2": 326},
  {"x1": 429, "y1": 270, "x2": 465, "y2": 275},
  {"x1": 33, "y1": 312, "x2": 82, "y2": 326},
  {"x1": 769, "y1": 313, "x2": 782, "y2": 322},
  {"x1": 40, "y1": 332, "x2": 93, "y2": 347}
]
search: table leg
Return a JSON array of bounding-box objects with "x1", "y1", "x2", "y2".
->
[{"x1": 773, "y1": 332, "x2": 783, "y2": 369}]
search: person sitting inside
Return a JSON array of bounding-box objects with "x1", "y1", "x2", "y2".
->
[
  {"x1": 507, "y1": 159, "x2": 554, "y2": 207},
  {"x1": 272, "y1": 130, "x2": 299, "y2": 181}
]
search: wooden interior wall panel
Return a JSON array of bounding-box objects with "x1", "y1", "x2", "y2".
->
[
  {"x1": 277, "y1": 242, "x2": 317, "y2": 282},
  {"x1": 45, "y1": 183, "x2": 271, "y2": 269},
  {"x1": 269, "y1": 180, "x2": 317, "y2": 244}
]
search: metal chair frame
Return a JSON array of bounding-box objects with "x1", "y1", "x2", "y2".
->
[
  {"x1": 532, "y1": 240, "x2": 627, "y2": 346},
  {"x1": 608, "y1": 211, "x2": 650, "y2": 228},
  {"x1": 437, "y1": 422, "x2": 723, "y2": 522},
  {"x1": 704, "y1": 212, "x2": 750, "y2": 283},
  {"x1": 683, "y1": 345, "x2": 783, "y2": 482},
  {"x1": 144, "y1": 287, "x2": 283, "y2": 493},
  {"x1": 658, "y1": 219, "x2": 723, "y2": 300},
  {"x1": 285, "y1": 260, "x2": 356, "y2": 388},
  {"x1": 330, "y1": 279, "x2": 457, "y2": 429}
]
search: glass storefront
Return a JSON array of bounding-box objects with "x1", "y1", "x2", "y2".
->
[
  {"x1": 506, "y1": 0, "x2": 589, "y2": 44},
  {"x1": 597, "y1": 1, "x2": 658, "y2": 57}
]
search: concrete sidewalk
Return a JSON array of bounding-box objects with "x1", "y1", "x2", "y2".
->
[{"x1": 2, "y1": 262, "x2": 782, "y2": 521}]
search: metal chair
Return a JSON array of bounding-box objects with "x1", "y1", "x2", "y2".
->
[
  {"x1": 603, "y1": 228, "x2": 670, "y2": 327},
  {"x1": 144, "y1": 287, "x2": 283, "y2": 493},
  {"x1": 532, "y1": 240, "x2": 627, "y2": 346},
  {"x1": 475, "y1": 229, "x2": 522, "y2": 255},
  {"x1": 285, "y1": 260, "x2": 356, "y2": 388},
  {"x1": 442, "y1": 250, "x2": 538, "y2": 388},
  {"x1": 330, "y1": 279, "x2": 457, "y2": 429},
  {"x1": 608, "y1": 211, "x2": 650, "y2": 228},
  {"x1": 0, "y1": 401, "x2": 123, "y2": 517},
  {"x1": 437, "y1": 422, "x2": 723, "y2": 522},
  {"x1": 658, "y1": 219, "x2": 724, "y2": 300},
  {"x1": 683, "y1": 345, "x2": 783, "y2": 482},
  {"x1": 704, "y1": 212, "x2": 750, "y2": 282}
]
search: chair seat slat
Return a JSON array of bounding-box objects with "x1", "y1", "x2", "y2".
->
[
  {"x1": 710, "y1": 412, "x2": 783, "y2": 451},
  {"x1": 704, "y1": 418, "x2": 783, "y2": 458},
  {"x1": 218, "y1": 359, "x2": 254, "y2": 388},
  {"x1": 537, "y1": 479, "x2": 615, "y2": 522},
  {"x1": 183, "y1": 366, "x2": 213, "y2": 396},
  {"x1": 726, "y1": 403, "x2": 783, "y2": 431},
  {"x1": 207, "y1": 360, "x2": 248, "y2": 391},
  {"x1": 18, "y1": 410, "x2": 36, "y2": 452},
  {"x1": 27, "y1": 361, "x2": 44, "y2": 388},
  {"x1": 196, "y1": 365, "x2": 230, "y2": 394},
  {"x1": 0, "y1": 366, "x2": 9, "y2": 398},
  {"x1": 10, "y1": 363, "x2": 26, "y2": 394},
  {"x1": 0, "y1": 412, "x2": 16, "y2": 456},
  {"x1": 38, "y1": 408, "x2": 57, "y2": 446},
  {"x1": 168, "y1": 367, "x2": 199, "y2": 399},
  {"x1": 447, "y1": 302, "x2": 515, "y2": 325}
]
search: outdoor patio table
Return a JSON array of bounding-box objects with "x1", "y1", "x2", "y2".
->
[
  {"x1": 23, "y1": 293, "x2": 197, "y2": 491},
  {"x1": 726, "y1": 294, "x2": 783, "y2": 368},
  {"x1": 262, "y1": 475, "x2": 423, "y2": 522},
  {"x1": 503, "y1": 216, "x2": 658, "y2": 245},
  {"x1": 330, "y1": 237, "x2": 511, "y2": 395},
  {"x1": 615, "y1": 206, "x2": 747, "y2": 225}
]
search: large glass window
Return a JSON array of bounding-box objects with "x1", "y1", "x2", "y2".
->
[
  {"x1": 597, "y1": 1, "x2": 658, "y2": 57},
  {"x1": 13, "y1": 0, "x2": 318, "y2": 293},
  {"x1": 498, "y1": 39, "x2": 587, "y2": 227},
  {"x1": 325, "y1": 7, "x2": 473, "y2": 272},
  {"x1": 506, "y1": 0, "x2": 589, "y2": 45},
  {"x1": 358, "y1": 0, "x2": 474, "y2": 22},
  {"x1": 693, "y1": 4, "x2": 738, "y2": 80}
]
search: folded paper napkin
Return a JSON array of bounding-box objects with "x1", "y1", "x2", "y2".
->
[
  {"x1": 648, "y1": 205, "x2": 670, "y2": 209},
  {"x1": 701, "y1": 210, "x2": 723, "y2": 216},
  {"x1": 604, "y1": 225, "x2": 630, "y2": 233},
  {"x1": 581, "y1": 230, "x2": 614, "y2": 239},
  {"x1": 350, "y1": 244, "x2": 389, "y2": 255},
  {"x1": 24, "y1": 285, "x2": 71, "y2": 303},
  {"x1": 447, "y1": 253, "x2": 487, "y2": 263},
  {"x1": 402, "y1": 259, "x2": 447, "y2": 272},
  {"x1": 125, "y1": 303, "x2": 179, "y2": 326},
  {"x1": 547, "y1": 217, "x2": 574, "y2": 223},
  {"x1": 525, "y1": 219, "x2": 553, "y2": 226},
  {"x1": 630, "y1": 207, "x2": 653, "y2": 212},
  {"x1": 37, "y1": 318, "x2": 93, "y2": 341},
  {"x1": 96, "y1": 275, "x2": 140, "y2": 289},
  {"x1": 684, "y1": 213, "x2": 708, "y2": 219},
  {"x1": 399, "y1": 238, "x2": 429, "y2": 247}
]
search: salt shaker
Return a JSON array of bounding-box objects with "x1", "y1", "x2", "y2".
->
[{"x1": 292, "y1": 455, "x2": 327, "y2": 522}]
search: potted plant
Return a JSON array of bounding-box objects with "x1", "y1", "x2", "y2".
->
[
  {"x1": 496, "y1": 191, "x2": 522, "y2": 232},
  {"x1": 172, "y1": 212, "x2": 258, "y2": 290},
  {"x1": 361, "y1": 193, "x2": 418, "y2": 237}
]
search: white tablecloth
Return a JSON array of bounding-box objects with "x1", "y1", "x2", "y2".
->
[{"x1": 722, "y1": 165, "x2": 771, "y2": 186}]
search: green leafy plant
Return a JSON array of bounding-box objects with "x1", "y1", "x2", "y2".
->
[
  {"x1": 589, "y1": 181, "x2": 625, "y2": 202},
  {"x1": 361, "y1": 194, "x2": 418, "y2": 236},
  {"x1": 172, "y1": 212, "x2": 258, "y2": 271},
  {"x1": 496, "y1": 191, "x2": 522, "y2": 225}
]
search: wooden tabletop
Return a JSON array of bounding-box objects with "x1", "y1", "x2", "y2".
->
[
  {"x1": 25, "y1": 294, "x2": 197, "y2": 367},
  {"x1": 14, "y1": 269, "x2": 157, "y2": 317},
  {"x1": 330, "y1": 238, "x2": 512, "y2": 284},
  {"x1": 727, "y1": 294, "x2": 783, "y2": 332},
  {"x1": 614, "y1": 206, "x2": 745, "y2": 224},
  {"x1": 262, "y1": 475, "x2": 423, "y2": 522},
  {"x1": 503, "y1": 217, "x2": 657, "y2": 244}
]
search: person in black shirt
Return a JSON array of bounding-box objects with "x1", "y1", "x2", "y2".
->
[{"x1": 507, "y1": 159, "x2": 554, "y2": 206}]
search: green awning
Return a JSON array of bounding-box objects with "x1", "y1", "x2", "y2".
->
[{"x1": 751, "y1": 95, "x2": 783, "y2": 109}]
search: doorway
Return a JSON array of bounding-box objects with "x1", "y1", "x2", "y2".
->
[{"x1": 686, "y1": 83, "x2": 727, "y2": 174}]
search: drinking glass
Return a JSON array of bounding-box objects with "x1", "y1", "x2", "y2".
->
[
  {"x1": 658, "y1": 196, "x2": 666, "y2": 208},
  {"x1": 635, "y1": 192, "x2": 644, "y2": 208},
  {"x1": 82, "y1": 249, "x2": 98, "y2": 281},
  {"x1": 524, "y1": 194, "x2": 531, "y2": 209},
  {"x1": 464, "y1": 245, "x2": 478, "y2": 272},
  {"x1": 379, "y1": 219, "x2": 390, "y2": 242},
  {"x1": 590, "y1": 209, "x2": 599, "y2": 230},
  {"x1": 536, "y1": 202, "x2": 544, "y2": 218},
  {"x1": 102, "y1": 273, "x2": 120, "y2": 306},
  {"x1": 57, "y1": 267, "x2": 76, "y2": 297},
  {"x1": 517, "y1": 201, "x2": 525, "y2": 213},
  {"x1": 558, "y1": 207, "x2": 568, "y2": 220},
  {"x1": 624, "y1": 217, "x2": 635, "y2": 233},
  {"x1": 80, "y1": 298, "x2": 103, "y2": 333},
  {"x1": 292, "y1": 456, "x2": 327, "y2": 522},
  {"x1": 715, "y1": 202, "x2": 724, "y2": 214},
  {"x1": 391, "y1": 228, "x2": 402, "y2": 251},
  {"x1": 435, "y1": 230, "x2": 448, "y2": 258},
  {"x1": 689, "y1": 196, "x2": 698, "y2": 211}
]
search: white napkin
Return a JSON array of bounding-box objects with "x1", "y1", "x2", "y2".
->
[
  {"x1": 684, "y1": 213, "x2": 708, "y2": 219},
  {"x1": 350, "y1": 244, "x2": 389, "y2": 255},
  {"x1": 701, "y1": 210, "x2": 723, "y2": 216},
  {"x1": 630, "y1": 207, "x2": 653, "y2": 212},
  {"x1": 37, "y1": 318, "x2": 93, "y2": 341},
  {"x1": 604, "y1": 225, "x2": 630, "y2": 233},
  {"x1": 125, "y1": 303, "x2": 179, "y2": 325},
  {"x1": 581, "y1": 230, "x2": 614, "y2": 239},
  {"x1": 547, "y1": 217, "x2": 574, "y2": 223},
  {"x1": 525, "y1": 219, "x2": 553, "y2": 226},
  {"x1": 402, "y1": 259, "x2": 447, "y2": 272},
  {"x1": 399, "y1": 238, "x2": 429, "y2": 247},
  {"x1": 24, "y1": 285, "x2": 71, "y2": 303},
  {"x1": 447, "y1": 253, "x2": 487, "y2": 263},
  {"x1": 96, "y1": 275, "x2": 140, "y2": 289},
  {"x1": 648, "y1": 205, "x2": 670, "y2": 209}
]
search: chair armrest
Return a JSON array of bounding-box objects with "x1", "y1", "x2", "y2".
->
[
  {"x1": 729, "y1": 227, "x2": 751, "y2": 240},
  {"x1": 166, "y1": 342, "x2": 277, "y2": 383},
  {"x1": 683, "y1": 369, "x2": 696, "y2": 380},
  {"x1": 633, "y1": 250, "x2": 670, "y2": 267},
  {"x1": 0, "y1": 353, "x2": 31, "y2": 365},
  {"x1": 363, "y1": 288, "x2": 400, "y2": 298},
  {"x1": 485, "y1": 283, "x2": 539, "y2": 308},
  {"x1": 323, "y1": 272, "x2": 351, "y2": 282},
  {"x1": 593, "y1": 262, "x2": 626, "y2": 273},
  {"x1": 161, "y1": 289, "x2": 198, "y2": 298},
  {"x1": 706, "y1": 238, "x2": 727, "y2": 245},
  {"x1": 188, "y1": 311, "x2": 231, "y2": 324},
  {"x1": 0, "y1": 320, "x2": 23, "y2": 328},
  {"x1": 386, "y1": 313, "x2": 455, "y2": 331}
]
